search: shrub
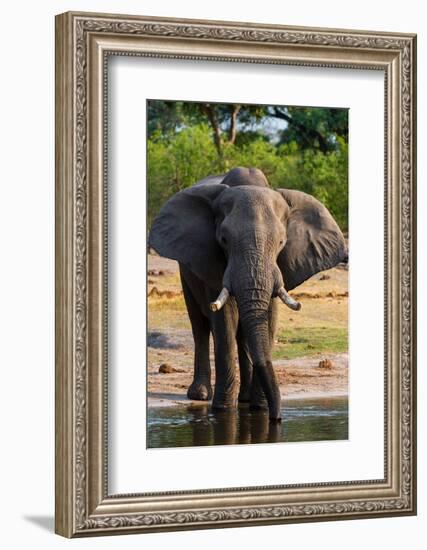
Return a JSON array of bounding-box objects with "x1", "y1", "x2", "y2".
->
[{"x1": 147, "y1": 125, "x2": 348, "y2": 231}]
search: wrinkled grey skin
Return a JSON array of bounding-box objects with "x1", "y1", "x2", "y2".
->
[{"x1": 149, "y1": 167, "x2": 347, "y2": 421}]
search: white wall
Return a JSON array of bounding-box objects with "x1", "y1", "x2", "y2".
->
[{"x1": 0, "y1": 1, "x2": 424, "y2": 548}]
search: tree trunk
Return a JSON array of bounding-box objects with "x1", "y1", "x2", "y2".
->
[
  {"x1": 202, "y1": 104, "x2": 223, "y2": 157},
  {"x1": 228, "y1": 104, "x2": 241, "y2": 144}
]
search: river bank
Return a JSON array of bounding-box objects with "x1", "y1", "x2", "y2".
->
[{"x1": 148, "y1": 352, "x2": 348, "y2": 408}]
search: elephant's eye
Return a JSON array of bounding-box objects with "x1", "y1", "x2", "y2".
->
[{"x1": 221, "y1": 236, "x2": 227, "y2": 246}]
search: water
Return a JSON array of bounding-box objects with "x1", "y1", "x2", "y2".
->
[{"x1": 147, "y1": 397, "x2": 348, "y2": 449}]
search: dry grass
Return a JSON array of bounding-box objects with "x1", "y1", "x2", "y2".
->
[
  {"x1": 146, "y1": 254, "x2": 348, "y2": 401},
  {"x1": 148, "y1": 254, "x2": 348, "y2": 361}
]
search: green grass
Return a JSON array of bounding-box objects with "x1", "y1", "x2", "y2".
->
[
  {"x1": 273, "y1": 326, "x2": 348, "y2": 360},
  {"x1": 149, "y1": 297, "x2": 348, "y2": 360},
  {"x1": 148, "y1": 261, "x2": 349, "y2": 361}
]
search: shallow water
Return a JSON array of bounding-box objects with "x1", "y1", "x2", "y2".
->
[{"x1": 147, "y1": 397, "x2": 348, "y2": 449}]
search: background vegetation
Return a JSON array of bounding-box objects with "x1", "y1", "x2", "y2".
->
[{"x1": 147, "y1": 100, "x2": 348, "y2": 231}]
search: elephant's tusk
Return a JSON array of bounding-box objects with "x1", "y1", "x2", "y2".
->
[
  {"x1": 277, "y1": 287, "x2": 301, "y2": 311},
  {"x1": 210, "y1": 288, "x2": 230, "y2": 312}
]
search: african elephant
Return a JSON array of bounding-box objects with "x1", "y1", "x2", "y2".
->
[{"x1": 149, "y1": 167, "x2": 347, "y2": 421}]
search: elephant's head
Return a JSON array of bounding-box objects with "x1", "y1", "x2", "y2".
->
[{"x1": 149, "y1": 167, "x2": 347, "y2": 420}]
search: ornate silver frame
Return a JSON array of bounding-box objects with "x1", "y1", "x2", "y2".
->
[{"x1": 55, "y1": 11, "x2": 417, "y2": 537}]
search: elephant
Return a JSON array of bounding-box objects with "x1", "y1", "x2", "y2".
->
[{"x1": 149, "y1": 167, "x2": 347, "y2": 421}]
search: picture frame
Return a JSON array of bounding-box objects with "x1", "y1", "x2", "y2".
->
[{"x1": 55, "y1": 11, "x2": 417, "y2": 537}]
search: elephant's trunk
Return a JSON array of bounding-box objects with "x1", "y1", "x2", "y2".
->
[{"x1": 235, "y1": 282, "x2": 282, "y2": 421}]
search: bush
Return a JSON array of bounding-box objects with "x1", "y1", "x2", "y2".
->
[
  {"x1": 277, "y1": 138, "x2": 348, "y2": 230},
  {"x1": 147, "y1": 125, "x2": 348, "y2": 231}
]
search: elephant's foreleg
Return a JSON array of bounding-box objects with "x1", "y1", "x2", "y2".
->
[
  {"x1": 188, "y1": 318, "x2": 212, "y2": 401},
  {"x1": 210, "y1": 301, "x2": 239, "y2": 410},
  {"x1": 180, "y1": 267, "x2": 212, "y2": 401}
]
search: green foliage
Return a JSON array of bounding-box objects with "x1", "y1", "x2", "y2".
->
[
  {"x1": 147, "y1": 102, "x2": 348, "y2": 231},
  {"x1": 276, "y1": 106, "x2": 348, "y2": 152},
  {"x1": 148, "y1": 124, "x2": 221, "y2": 226},
  {"x1": 276, "y1": 138, "x2": 349, "y2": 230}
]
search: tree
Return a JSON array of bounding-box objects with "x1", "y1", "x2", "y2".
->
[
  {"x1": 148, "y1": 100, "x2": 348, "y2": 154},
  {"x1": 269, "y1": 106, "x2": 348, "y2": 152},
  {"x1": 147, "y1": 100, "x2": 349, "y2": 231}
]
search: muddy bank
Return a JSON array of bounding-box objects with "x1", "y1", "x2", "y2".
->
[{"x1": 148, "y1": 352, "x2": 348, "y2": 408}]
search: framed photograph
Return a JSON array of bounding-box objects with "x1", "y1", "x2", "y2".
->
[{"x1": 55, "y1": 11, "x2": 417, "y2": 537}]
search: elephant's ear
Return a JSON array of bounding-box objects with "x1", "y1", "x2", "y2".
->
[
  {"x1": 277, "y1": 189, "x2": 348, "y2": 291},
  {"x1": 148, "y1": 182, "x2": 227, "y2": 289}
]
